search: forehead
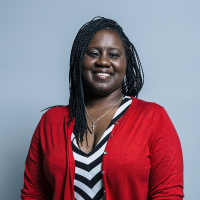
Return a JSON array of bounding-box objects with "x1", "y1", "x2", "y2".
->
[{"x1": 88, "y1": 29, "x2": 125, "y2": 50}]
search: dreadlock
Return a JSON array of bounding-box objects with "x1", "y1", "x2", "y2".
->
[{"x1": 69, "y1": 16, "x2": 144, "y2": 144}]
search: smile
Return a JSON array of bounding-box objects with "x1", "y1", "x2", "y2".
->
[{"x1": 95, "y1": 72, "x2": 111, "y2": 77}]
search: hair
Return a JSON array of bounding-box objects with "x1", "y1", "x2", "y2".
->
[{"x1": 69, "y1": 16, "x2": 144, "y2": 145}]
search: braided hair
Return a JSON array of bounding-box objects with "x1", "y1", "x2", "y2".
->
[{"x1": 69, "y1": 16, "x2": 144, "y2": 144}]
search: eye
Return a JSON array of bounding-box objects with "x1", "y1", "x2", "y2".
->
[
  {"x1": 109, "y1": 53, "x2": 120, "y2": 59},
  {"x1": 87, "y1": 51, "x2": 100, "y2": 58}
]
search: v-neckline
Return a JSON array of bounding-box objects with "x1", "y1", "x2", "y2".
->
[{"x1": 71, "y1": 96, "x2": 132, "y2": 156}]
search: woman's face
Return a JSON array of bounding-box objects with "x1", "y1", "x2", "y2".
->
[{"x1": 82, "y1": 29, "x2": 127, "y2": 96}]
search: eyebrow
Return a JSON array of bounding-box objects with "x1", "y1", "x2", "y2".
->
[{"x1": 87, "y1": 47, "x2": 121, "y2": 52}]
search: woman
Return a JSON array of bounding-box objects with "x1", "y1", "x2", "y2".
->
[{"x1": 21, "y1": 17, "x2": 184, "y2": 200}]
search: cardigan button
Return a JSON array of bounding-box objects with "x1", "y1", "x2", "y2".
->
[
  {"x1": 114, "y1": 121, "x2": 119, "y2": 125},
  {"x1": 103, "y1": 190, "x2": 106, "y2": 194},
  {"x1": 101, "y1": 171, "x2": 105, "y2": 175},
  {"x1": 103, "y1": 151, "x2": 107, "y2": 155},
  {"x1": 110, "y1": 135, "x2": 113, "y2": 138}
]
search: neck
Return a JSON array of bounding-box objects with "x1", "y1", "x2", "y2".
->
[{"x1": 84, "y1": 89, "x2": 123, "y2": 109}]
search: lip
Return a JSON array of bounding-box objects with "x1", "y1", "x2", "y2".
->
[{"x1": 92, "y1": 70, "x2": 113, "y2": 80}]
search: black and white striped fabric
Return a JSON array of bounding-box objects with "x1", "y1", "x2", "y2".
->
[{"x1": 71, "y1": 96, "x2": 132, "y2": 200}]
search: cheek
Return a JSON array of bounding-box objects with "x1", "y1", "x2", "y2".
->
[
  {"x1": 81, "y1": 68, "x2": 94, "y2": 87},
  {"x1": 82, "y1": 55, "x2": 96, "y2": 68},
  {"x1": 116, "y1": 60, "x2": 127, "y2": 76},
  {"x1": 81, "y1": 70, "x2": 90, "y2": 83}
]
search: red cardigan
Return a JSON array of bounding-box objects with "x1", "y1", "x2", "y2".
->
[{"x1": 21, "y1": 97, "x2": 184, "y2": 200}]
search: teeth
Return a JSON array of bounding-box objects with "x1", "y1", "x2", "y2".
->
[{"x1": 96, "y1": 73, "x2": 111, "y2": 76}]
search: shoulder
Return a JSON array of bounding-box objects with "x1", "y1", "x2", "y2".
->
[
  {"x1": 132, "y1": 98, "x2": 178, "y2": 138},
  {"x1": 41, "y1": 105, "x2": 70, "y2": 124},
  {"x1": 126, "y1": 97, "x2": 172, "y2": 129},
  {"x1": 44, "y1": 105, "x2": 70, "y2": 115},
  {"x1": 131, "y1": 97, "x2": 165, "y2": 115},
  {"x1": 130, "y1": 97, "x2": 180, "y2": 143}
]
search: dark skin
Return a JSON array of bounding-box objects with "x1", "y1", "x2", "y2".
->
[{"x1": 79, "y1": 29, "x2": 127, "y2": 154}]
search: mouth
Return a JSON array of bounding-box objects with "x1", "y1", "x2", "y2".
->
[
  {"x1": 95, "y1": 72, "x2": 111, "y2": 77},
  {"x1": 92, "y1": 71, "x2": 112, "y2": 79}
]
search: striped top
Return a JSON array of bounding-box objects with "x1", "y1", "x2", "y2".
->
[{"x1": 71, "y1": 96, "x2": 132, "y2": 200}]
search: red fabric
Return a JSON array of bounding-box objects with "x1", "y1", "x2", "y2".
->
[{"x1": 21, "y1": 97, "x2": 184, "y2": 200}]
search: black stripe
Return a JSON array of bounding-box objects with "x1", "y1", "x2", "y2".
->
[
  {"x1": 74, "y1": 186, "x2": 104, "y2": 200},
  {"x1": 93, "y1": 187, "x2": 104, "y2": 200},
  {"x1": 85, "y1": 134, "x2": 110, "y2": 157},
  {"x1": 112, "y1": 104, "x2": 131, "y2": 122},
  {"x1": 106, "y1": 97, "x2": 132, "y2": 129},
  {"x1": 72, "y1": 133, "x2": 110, "y2": 157},
  {"x1": 72, "y1": 97, "x2": 132, "y2": 157},
  {"x1": 74, "y1": 185, "x2": 93, "y2": 200},
  {"x1": 75, "y1": 171, "x2": 102, "y2": 188},
  {"x1": 73, "y1": 96, "x2": 132, "y2": 199},
  {"x1": 75, "y1": 155, "x2": 103, "y2": 171},
  {"x1": 119, "y1": 96, "x2": 131, "y2": 107}
]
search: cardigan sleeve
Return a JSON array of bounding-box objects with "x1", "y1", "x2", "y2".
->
[
  {"x1": 149, "y1": 108, "x2": 184, "y2": 199},
  {"x1": 21, "y1": 117, "x2": 53, "y2": 200}
]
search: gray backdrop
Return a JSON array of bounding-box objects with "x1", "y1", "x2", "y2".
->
[{"x1": 1, "y1": 0, "x2": 199, "y2": 199}]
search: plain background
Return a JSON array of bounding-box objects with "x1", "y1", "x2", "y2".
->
[{"x1": 0, "y1": 0, "x2": 199, "y2": 199}]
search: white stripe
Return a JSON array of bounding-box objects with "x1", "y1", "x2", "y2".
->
[
  {"x1": 74, "y1": 179, "x2": 103, "y2": 199},
  {"x1": 92, "y1": 179, "x2": 104, "y2": 197},
  {"x1": 73, "y1": 96, "x2": 132, "y2": 200},
  {"x1": 74, "y1": 192, "x2": 85, "y2": 200},
  {"x1": 124, "y1": 95, "x2": 131, "y2": 99},
  {"x1": 72, "y1": 125, "x2": 113, "y2": 149},
  {"x1": 75, "y1": 163, "x2": 102, "y2": 181},
  {"x1": 97, "y1": 98, "x2": 131, "y2": 145},
  {"x1": 73, "y1": 142, "x2": 106, "y2": 164},
  {"x1": 113, "y1": 98, "x2": 132, "y2": 118},
  {"x1": 71, "y1": 132, "x2": 79, "y2": 148},
  {"x1": 96, "y1": 124, "x2": 114, "y2": 145},
  {"x1": 71, "y1": 132, "x2": 74, "y2": 141},
  {"x1": 74, "y1": 180, "x2": 93, "y2": 197}
]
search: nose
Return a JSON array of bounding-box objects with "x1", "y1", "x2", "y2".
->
[{"x1": 96, "y1": 54, "x2": 111, "y2": 67}]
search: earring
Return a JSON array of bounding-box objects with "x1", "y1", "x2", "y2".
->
[{"x1": 124, "y1": 75, "x2": 126, "y2": 82}]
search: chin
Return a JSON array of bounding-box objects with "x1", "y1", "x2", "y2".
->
[
  {"x1": 84, "y1": 87, "x2": 109, "y2": 97},
  {"x1": 92, "y1": 89, "x2": 111, "y2": 96},
  {"x1": 83, "y1": 81, "x2": 122, "y2": 97},
  {"x1": 90, "y1": 87, "x2": 122, "y2": 97}
]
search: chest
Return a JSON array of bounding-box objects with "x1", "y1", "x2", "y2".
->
[
  {"x1": 42, "y1": 118, "x2": 152, "y2": 188},
  {"x1": 102, "y1": 122, "x2": 151, "y2": 182},
  {"x1": 79, "y1": 109, "x2": 117, "y2": 153}
]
